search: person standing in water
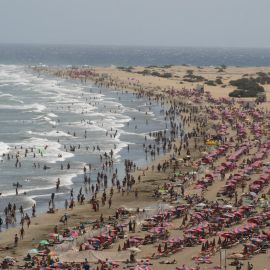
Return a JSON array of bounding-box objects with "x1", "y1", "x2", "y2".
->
[{"x1": 56, "y1": 178, "x2": 60, "y2": 190}]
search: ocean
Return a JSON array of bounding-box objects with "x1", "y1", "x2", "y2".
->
[
  {"x1": 0, "y1": 64, "x2": 168, "y2": 217},
  {"x1": 0, "y1": 44, "x2": 270, "y2": 67},
  {"x1": 0, "y1": 44, "x2": 270, "y2": 218}
]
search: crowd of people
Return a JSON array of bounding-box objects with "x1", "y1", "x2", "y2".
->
[{"x1": 1, "y1": 66, "x2": 270, "y2": 270}]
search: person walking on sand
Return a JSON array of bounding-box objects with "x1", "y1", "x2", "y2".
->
[
  {"x1": 236, "y1": 261, "x2": 243, "y2": 270},
  {"x1": 65, "y1": 199, "x2": 68, "y2": 210},
  {"x1": 108, "y1": 197, "x2": 112, "y2": 208},
  {"x1": 19, "y1": 205, "x2": 24, "y2": 217},
  {"x1": 83, "y1": 258, "x2": 90, "y2": 270},
  {"x1": 14, "y1": 233, "x2": 19, "y2": 246},
  {"x1": 0, "y1": 216, "x2": 2, "y2": 231},
  {"x1": 20, "y1": 226, "x2": 24, "y2": 239},
  {"x1": 32, "y1": 204, "x2": 36, "y2": 217},
  {"x1": 135, "y1": 188, "x2": 138, "y2": 198},
  {"x1": 63, "y1": 213, "x2": 68, "y2": 225}
]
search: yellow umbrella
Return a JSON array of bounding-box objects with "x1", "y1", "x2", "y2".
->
[{"x1": 48, "y1": 251, "x2": 57, "y2": 256}]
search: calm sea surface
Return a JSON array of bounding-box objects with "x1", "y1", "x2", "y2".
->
[{"x1": 0, "y1": 44, "x2": 270, "y2": 66}]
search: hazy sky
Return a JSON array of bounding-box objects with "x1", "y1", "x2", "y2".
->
[{"x1": 0, "y1": 0, "x2": 269, "y2": 48}]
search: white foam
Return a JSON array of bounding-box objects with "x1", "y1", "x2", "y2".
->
[
  {"x1": 27, "y1": 130, "x2": 71, "y2": 137},
  {"x1": 0, "y1": 190, "x2": 36, "y2": 205},
  {"x1": 11, "y1": 137, "x2": 74, "y2": 164},
  {"x1": 0, "y1": 170, "x2": 79, "y2": 198},
  {"x1": 0, "y1": 65, "x2": 30, "y2": 86},
  {"x1": 0, "y1": 93, "x2": 14, "y2": 98},
  {"x1": 0, "y1": 142, "x2": 10, "y2": 156},
  {"x1": 30, "y1": 103, "x2": 47, "y2": 112},
  {"x1": 47, "y1": 113, "x2": 58, "y2": 118},
  {"x1": 43, "y1": 116, "x2": 57, "y2": 126},
  {"x1": 120, "y1": 130, "x2": 146, "y2": 137},
  {"x1": 0, "y1": 65, "x2": 158, "y2": 196},
  {"x1": 93, "y1": 113, "x2": 131, "y2": 131},
  {"x1": 0, "y1": 92, "x2": 24, "y2": 104},
  {"x1": 0, "y1": 103, "x2": 46, "y2": 113},
  {"x1": 11, "y1": 98, "x2": 24, "y2": 104},
  {"x1": 24, "y1": 173, "x2": 78, "y2": 196},
  {"x1": 32, "y1": 115, "x2": 43, "y2": 120}
]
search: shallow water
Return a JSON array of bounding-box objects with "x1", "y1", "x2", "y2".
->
[{"x1": 0, "y1": 65, "x2": 168, "y2": 215}]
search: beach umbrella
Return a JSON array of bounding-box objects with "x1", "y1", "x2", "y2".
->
[
  {"x1": 243, "y1": 223, "x2": 257, "y2": 230},
  {"x1": 129, "y1": 238, "x2": 141, "y2": 244},
  {"x1": 29, "y1": 248, "x2": 39, "y2": 254},
  {"x1": 249, "y1": 192, "x2": 257, "y2": 197},
  {"x1": 250, "y1": 238, "x2": 263, "y2": 243},
  {"x1": 4, "y1": 256, "x2": 15, "y2": 261},
  {"x1": 196, "y1": 203, "x2": 206, "y2": 207},
  {"x1": 228, "y1": 253, "x2": 244, "y2": 259},
  {"x1": 167, "y1": 236, "x2": 182, "y2": 243},
  {"x1": 71, "y1": 231, "x2": 79, "y2": 238},
  {"x1": 185, "y1": 234, "x2": 196, "y2": 239},
  {"x1": 48, "y1": 251, "x2": 58, "y2": 256},
  {"x1": 39, "y1": 240, "x2": 49, "y2": 245},
  {"x1": 233, "y1": 227, "x2": 243, "y2": 234},
  {"x1": 128, "y1": 247, "x2": 141, "y2": 253},
  {"x1": 244, "y1": 243, "x2": 257, "y2": 248},
  {"x1": 132, "y1": 265, "x2": 152, "y2": 270},
  {"x1": 199, "y1": 237, "x2": 207, "y2": 243},
  {"x1": 49, "y1": 233, "x2": 61, "y2": 240},
  {"x1": 63, "y1": 236, "x2": 74, "y2": 241},
  {"x1": 219, "y1": 232, "x2": 232, "y2": 238},
  {"x1": 149, "y1": 227, "x2": 163, "y2": 234},
  {"x1": 50, "y1": 262, "x2": 63, "y2": 268}
]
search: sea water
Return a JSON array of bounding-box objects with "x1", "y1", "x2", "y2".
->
[
  {"x1": 1, "y1": 44, "x2": 267, "y2": 216},
  {"x1": 0, "y1": 44, "x2": 270, "y2": 66},
  {"x1": 0, "y1": 65, "x2": 168, "y2": 215}
]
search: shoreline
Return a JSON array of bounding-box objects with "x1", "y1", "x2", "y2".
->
[
  {"x1": 0, "y1": 64, "x2": 269, "y2": 269},
  {"x1": 0, "y1": 67, "x2": 198, "y2": 262},
  {"x1": 0, "y1": 79, "x2": 172, "y2": 226}
]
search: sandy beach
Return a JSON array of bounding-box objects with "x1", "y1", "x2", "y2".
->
[{"x1": 1, "y1": 64, "x2": 270, "y2": 270}]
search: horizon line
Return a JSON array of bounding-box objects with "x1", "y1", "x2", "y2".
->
[{"x1": 0, "y1": 42, "x2": 270, "y2": 50}]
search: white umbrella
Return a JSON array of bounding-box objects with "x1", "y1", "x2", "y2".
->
[
  {"x1": 249, "y1": 192, "x2": 257, "y2": 197},
  {"x1": 4, "y1": 256, "x2": 14, "y2": 260},
  {"x1": 223, "y1": 204, "x2": 233, "y2": 209},
  {"x1": 228, "y1": 253, "x2": 244, "y2": 259},
  {"x1": 196, "y1": 203, "x2": 206, "y2": 207},
  {"x1": 128, "y1": 247, "x2": 141, "y2": 253}
]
